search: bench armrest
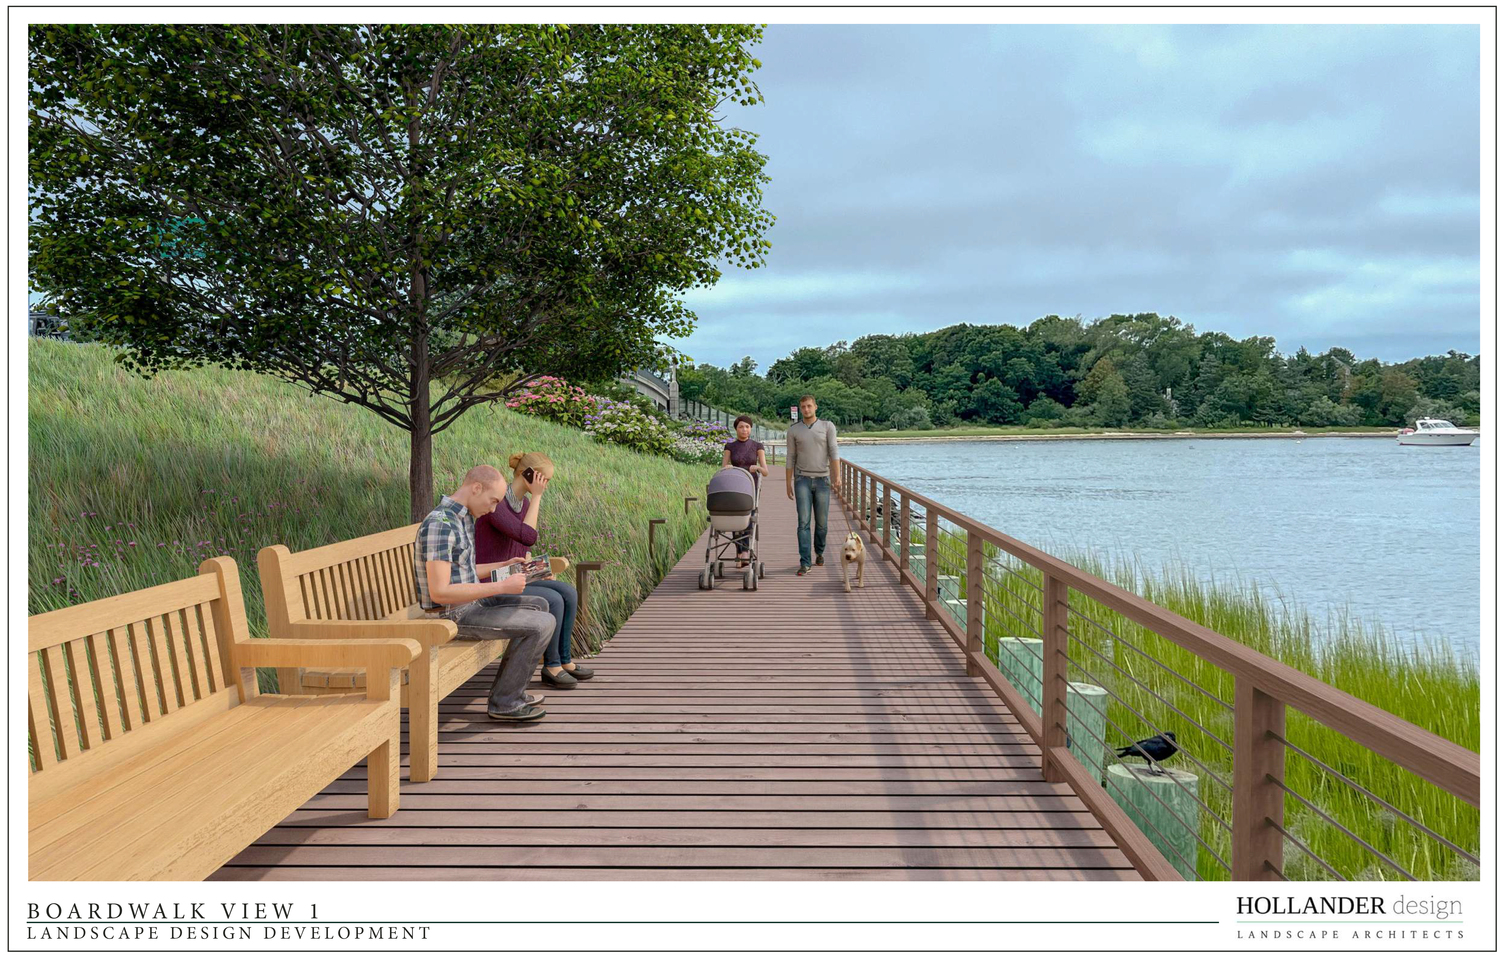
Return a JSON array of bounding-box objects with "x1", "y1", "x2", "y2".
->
[
  {"x1": 285, "y1": 618, "x2": 457, "y2": 649},
  {"x1": 236, "y1": 637, "x2": 421, "y2": 671}
]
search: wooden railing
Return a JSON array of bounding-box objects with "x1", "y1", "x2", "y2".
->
[{"x1": 837, "y1": 459, "x2": 1480, "y2": 882}]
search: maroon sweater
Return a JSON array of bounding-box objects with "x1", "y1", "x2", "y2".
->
[{"x1": 475, "y1": 495, "x2": 537, "y2": 564}]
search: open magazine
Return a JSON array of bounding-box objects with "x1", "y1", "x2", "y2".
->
[{"x1": 491, "y1": 555, "x2": 553, "y2": 584}]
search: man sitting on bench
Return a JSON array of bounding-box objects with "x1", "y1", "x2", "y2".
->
[{"x1": 415, "y1": 465, "x2": 556, "y2": 722}]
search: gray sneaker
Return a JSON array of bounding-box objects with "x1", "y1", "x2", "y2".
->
[{"x1": 488, "y1": 703, "x2": 546, "y2": 721}]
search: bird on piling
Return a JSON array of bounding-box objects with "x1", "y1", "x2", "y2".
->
[{"x1": 1115, "y1": 731, "x2": 1179, "y2": 775}]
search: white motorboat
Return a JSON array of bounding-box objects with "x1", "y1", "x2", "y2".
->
[{"x1": 1397, "y1": 418, "x2": 1478, "y2": 447}]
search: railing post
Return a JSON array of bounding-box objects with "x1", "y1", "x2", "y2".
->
[
  {"x1": 878, "y1": 484, "x2": 893, "y2": 558},
  {"x1": 899, "y1": 493, "x2": 911, "y2": 571},
  {"x1": 1232, "y1": 679, "x2": 1286, "y2": 880},
  {"x1": 684, "y1": 496, "x2": 698, "y2": 515},
  {"x1": 924, "y1": 509, "x2": 939, "y2": 619},
  {"x1": 965, "y1": 532, "x2": 983, "y2": 676},
  {"x1": 1041, "y1": 573, "x2": 1069, "y2": 782}
]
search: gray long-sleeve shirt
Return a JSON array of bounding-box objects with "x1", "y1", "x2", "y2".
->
[{"x1": 786, "y1": 418, "x2": 839, "y2": 477}]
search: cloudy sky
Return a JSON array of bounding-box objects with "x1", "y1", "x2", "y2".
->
[{"x1": 672, "y1": 24, "x2": 1482, "y2": 372}]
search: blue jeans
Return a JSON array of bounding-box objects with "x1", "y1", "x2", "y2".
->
[
  {"x1": 794, "y1": 475, "x2": 831, "y2": 568},
  {"x1": 443, "y1": 595, "x2": 554, "y2": 713},
  {"x1": 525, "y1": 579, "x2": 578, "y2": 668}
]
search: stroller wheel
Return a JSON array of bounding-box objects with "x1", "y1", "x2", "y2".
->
[
  {"x1": 744, "y1": 568, "x2": 757, "y2": 591},
  {"x1": 715, "y1": 561, "x2": 725, "y2": 579},
  {"x1": 698, "y1": 568, "x2": 710, "y2": 590},
  {"x1": 757, "y1": 561, "x2": 766, "y2": 579},
  {"x1": 704, "y1": 567, "x2": 715, "y2": 590}
]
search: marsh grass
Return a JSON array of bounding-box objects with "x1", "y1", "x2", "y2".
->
[
  {"x1": 901, "y1": 516, "x2": 1479, "y2": 881},
  {"x1": 29, "y1": 340, "x2": 716, "y2": 689}
]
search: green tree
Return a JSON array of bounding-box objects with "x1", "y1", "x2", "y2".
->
[
  {"x1": 1120, "y1": 354, "x2": 1164, "y2": 421},
  {"x1": 971, "y1": 375, "x2": 1022, "y2": 424},
  {"x1": 30, "y1": 24, "x2": 773, "y2": 518},
  {"x1": 767, "y1": 346, "x2": 833, "y2": 383},
  {"x1": 1090, "y1": 374, "x2": 1132, "y2": 427},
  {"x1": 1378, "y1": 369, "x2": 1420, "y2": 424}
]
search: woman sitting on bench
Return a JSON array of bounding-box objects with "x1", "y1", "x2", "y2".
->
[{"x1": 475, "y1": 451, "x2": 594, "y2": 690}]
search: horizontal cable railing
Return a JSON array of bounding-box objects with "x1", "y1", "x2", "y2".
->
[
  {"x1": 838, "y1": 459, "x2": 1480, "y2": 882},
  {"x1": 678, "y1": 398, "x2": 787, "y2": 442}
]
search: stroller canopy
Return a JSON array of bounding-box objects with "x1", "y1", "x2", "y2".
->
[{"x1": 706, "y1": 466, "x2": 756, "y2": 516}]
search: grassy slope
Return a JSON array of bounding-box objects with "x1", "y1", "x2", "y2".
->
[{"x1": 29, "y1": 340, "x2": 715, "y2": 653}]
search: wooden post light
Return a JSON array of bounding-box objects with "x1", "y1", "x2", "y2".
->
[
  {"x1": 647, "y1": 518, "x2": 667, "y2": 567},
  {"x1": 571, "y1": 560, "x2": 604, "y2": 659}
]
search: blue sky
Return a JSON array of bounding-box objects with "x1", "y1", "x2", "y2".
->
[{"x1": 672, "y1": 24, "x2": 1482, "y2": 371}]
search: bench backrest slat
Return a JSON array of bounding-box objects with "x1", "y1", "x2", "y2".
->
[
  {"x1": 260, "y1": 524, "x2": 422, "y2": 632},
  {"x1": 28, "y1": 559, "x2": 253, "y2": 776}
]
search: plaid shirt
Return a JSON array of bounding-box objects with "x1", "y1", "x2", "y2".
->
[{"x1": 413, "y1": 495, "x2": 479, "y2": 610}]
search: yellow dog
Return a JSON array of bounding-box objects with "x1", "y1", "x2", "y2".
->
[{"x1": 840, "y1": 530, "x2": 866, "y2": 593}]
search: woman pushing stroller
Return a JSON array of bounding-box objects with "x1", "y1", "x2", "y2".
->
[{"x1": 722, "y1": 415, "x2": 768, "y2": 568}]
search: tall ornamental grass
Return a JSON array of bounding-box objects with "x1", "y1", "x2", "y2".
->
[
  {"x1": 902, "y1": 517, "x2": 1478, "y2": 881},
  {"x1": 29, "y1": 340, "x2": 716, "y2": 679}
]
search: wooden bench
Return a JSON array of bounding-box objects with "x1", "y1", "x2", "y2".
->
[
  {"x1": 27, "y1": 557, "x2": 415, "y2": 881},
  {"x1": 258, "y1": 524, "x2": 601, "y2": 783}
]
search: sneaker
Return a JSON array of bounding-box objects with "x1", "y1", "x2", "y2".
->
[
  {"x1": 562, "y1": 664, "x2": 595, "y2": 681},
  {"x1": 815, "y1": 553, "x2": 825, "y2": 566},
  {"x1": 488, "y1": 703, "x2": 546, "y2": 721},
  {"x1": 541, "y1": 667, "x2": 579, "y2": 689},
  {"x1": 797, "y1": 565, "x2": 810, "y2": 576}
]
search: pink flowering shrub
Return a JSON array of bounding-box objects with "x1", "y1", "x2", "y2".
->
[{"x1": 504, "y1": 376, "x2": 597, "y2": 428}]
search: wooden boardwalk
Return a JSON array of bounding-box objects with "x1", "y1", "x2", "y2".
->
[{"x1": 214, "y1": 467, "x2": 1139, "y2": 880}]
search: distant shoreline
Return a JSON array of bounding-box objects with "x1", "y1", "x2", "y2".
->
[{"x1": 833, "y1": 429, "x2": 1407, "y2": 446}]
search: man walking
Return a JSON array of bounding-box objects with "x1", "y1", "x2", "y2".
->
[
  {"x1": 415, "y1": 465, "x2": 556, "y2": 721},
  {"x1": 785, "y1": 394, "x2": 841, "y2": 575}
]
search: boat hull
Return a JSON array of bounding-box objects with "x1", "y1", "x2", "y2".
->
[{"x1": 1397, "y1": 432, "x2": 1478, "y2": 446}]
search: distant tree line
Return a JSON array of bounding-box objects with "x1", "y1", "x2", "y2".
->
[{"x1": 677, "y1": 314, "x2": 1481, "y2": 432}]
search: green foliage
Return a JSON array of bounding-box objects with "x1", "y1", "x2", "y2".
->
[
  {"x1": 685, "y1": 312, "x2": 1479, "y2": 433},
  {"x1": 582, "y1": 397, "x2": 678, "y2": 457},
  {"x1": 29, "y1": 340, "x2": 713, "y2": 665},
  {"x1": 29, "y1": 24, "x2": 773, "y2": 515}
]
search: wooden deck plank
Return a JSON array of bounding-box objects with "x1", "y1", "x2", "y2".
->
[
  {"x1": 212, "y1": 866, "x2": 1139, "y2": 881},
  {"x1": 272, "y1": 808, "x2": 1109, "y2": 829},
  {"x1": 215, "y1": 466, "x2": 1138, "y2": 881},
  {"x1": 249, "y1": 827, "x2": 1116, "y2": 849}
]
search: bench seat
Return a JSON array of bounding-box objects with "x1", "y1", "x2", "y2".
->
[
  {"x1": 31, "y1": 693, "x2": 389, "y2": 881},
  {"x1": 299, "y1": 636, "x2": 504, "y2": 698},
  {"x1": 261, "y1": 531, "x2": 599, "y2": 781},
  {"x1": 27, "y1": 557, "x2": 414, "y2": 881}
]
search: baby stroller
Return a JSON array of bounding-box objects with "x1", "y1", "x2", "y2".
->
[{"x1": 698, "y1": 466, "x2": 766, "y2": 591}]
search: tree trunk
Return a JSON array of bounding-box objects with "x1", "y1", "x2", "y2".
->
[{"x1": 409, "y1": 334, "x2": 434, "y2": 522}]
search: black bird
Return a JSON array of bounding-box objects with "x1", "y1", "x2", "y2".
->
[{"x1": 1115, "y1": 731, "x2": 1179, "y2": 774}]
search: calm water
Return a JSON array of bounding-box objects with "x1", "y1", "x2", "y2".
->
[{"x1": 841, "y1": 437, "x2": 1482, "y2": 657}]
